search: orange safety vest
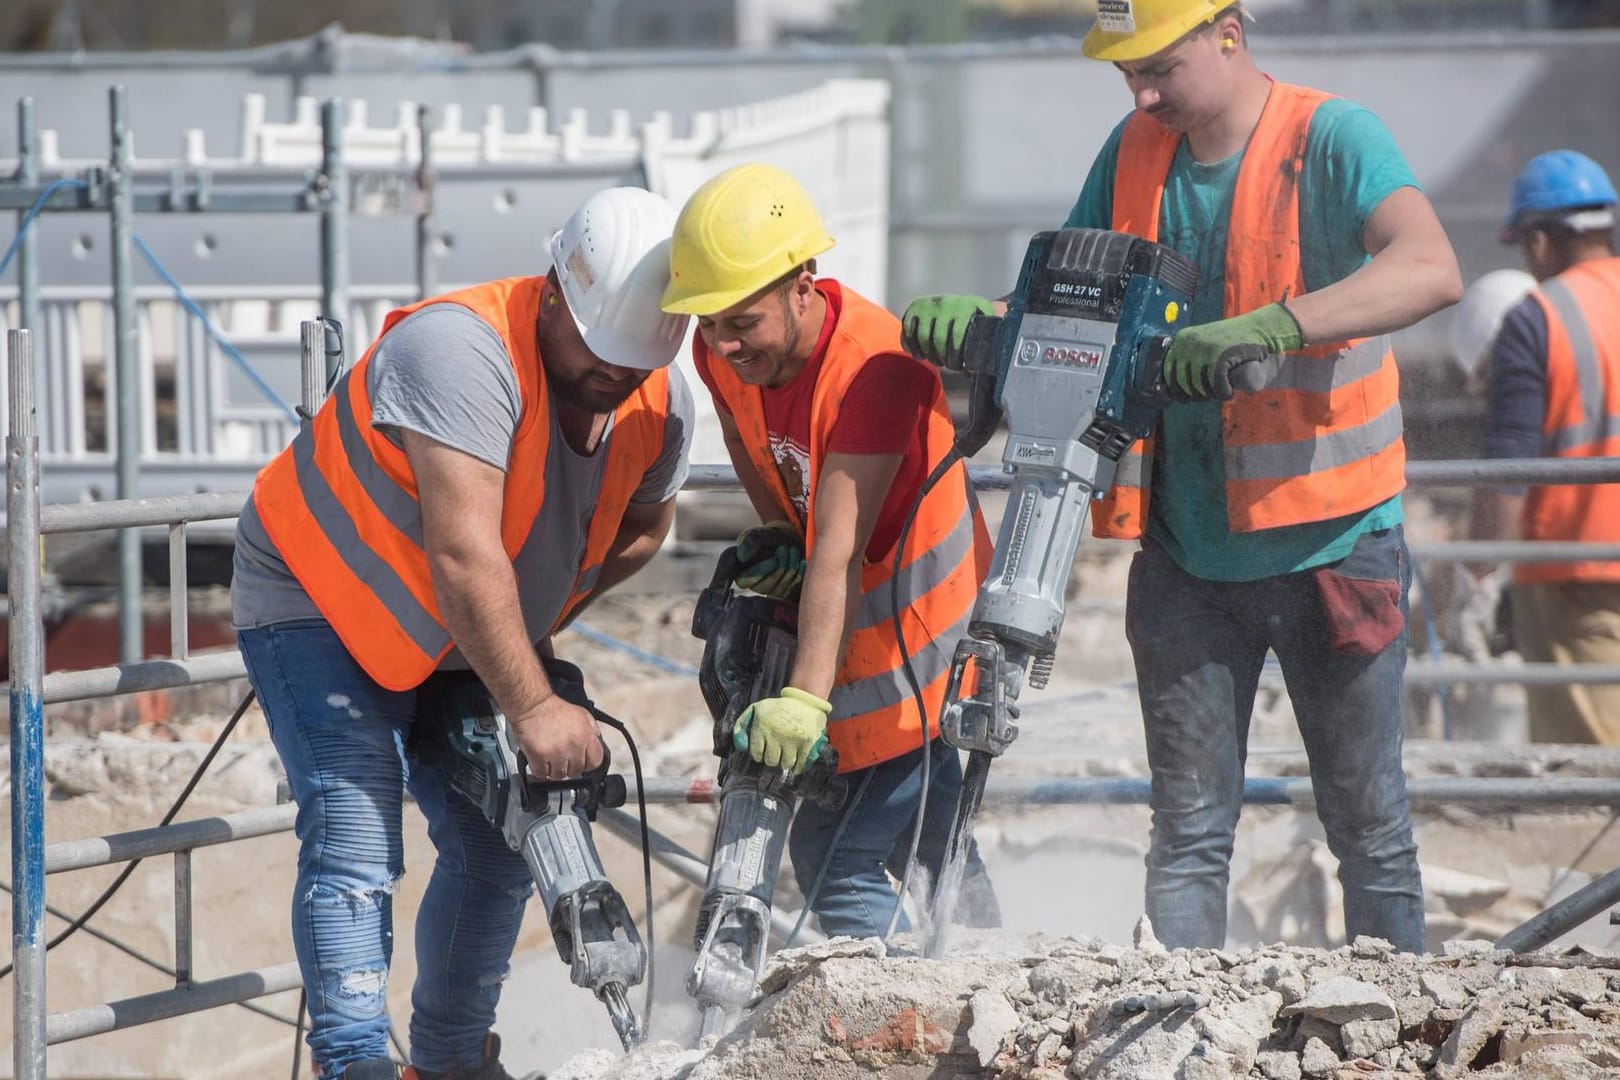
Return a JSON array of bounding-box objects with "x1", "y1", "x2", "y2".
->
[
  {"x1": 1517, "y1": 257, "x2": 1620, "y2": 585},
  {"x1": 252, "y1": 277, "x2": 672, "y2": 690},
  {"x1": 697, "y1": 282, "x2": 992, "y2": 772},
  {"x1": 1093, "y1": 81, "x2": 1406, "y2": 540}
]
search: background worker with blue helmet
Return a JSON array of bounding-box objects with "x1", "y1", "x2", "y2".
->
[{"x1": 1466, "y1": 149, "x2": 1620, "y2": 744}]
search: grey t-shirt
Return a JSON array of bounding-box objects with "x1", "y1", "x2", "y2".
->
[{"x1": 232, "y1": 304, "x2": 693, "y2": 656}]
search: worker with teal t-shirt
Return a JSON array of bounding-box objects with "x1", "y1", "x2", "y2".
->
[{"x1": 900, "y1": 0, "x2": 1462, "y2": 952}]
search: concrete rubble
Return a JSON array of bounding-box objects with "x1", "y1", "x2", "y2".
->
[{"x1": 552, "y1": 929, "x2": 1620, "y2": 1080}]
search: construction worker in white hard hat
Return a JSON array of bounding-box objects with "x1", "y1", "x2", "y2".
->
[
  {"x1": 234, "y1": 187, "x2": 696, "y2": 1079},
  {"x1": 1465, "y1": 150, "x2": 1620, "y2": 744},
  {"x1": 903, "y1": 0, "x2": 1463, "y2": 953},
  {"x1": 662, "y1": 162, "x2": 1001, "y2": 939}
]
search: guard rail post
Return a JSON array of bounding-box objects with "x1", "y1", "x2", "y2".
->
[
  {"x1": 18, "y1": 98, "x2": 41, "y2": 335},
  {"x1": 109, "y1": 85, "x2": 143, "y2": 664},
  {"x1": 9, "y1": 327, "x2": 48, "y2": 1080}
]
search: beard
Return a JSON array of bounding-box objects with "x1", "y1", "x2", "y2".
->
[{"x1": 548, "y1": 365, "x2": 647, "y2": 413}]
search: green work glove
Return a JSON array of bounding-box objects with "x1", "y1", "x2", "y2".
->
[
  {"x1": 733, "y1": 687, "x2": 832, "y2": 775},
  {"x1": 901, "y1": 295, "x2": 995, "y2": 370},
  {"x1": 734, "y1": 520, "x2": 806, "y2": 599},
  {"x1": 1162, "y1": 302, "x2": 1304, "y2": 400}
]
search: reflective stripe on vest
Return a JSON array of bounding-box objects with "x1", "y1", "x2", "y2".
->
[
  {"x1": 1518, "y1": 258, "x2": 1620, "y2": 585},
  {"x1": 695, "y1": 280, "x2": 992, "y2": 772},
  {"x1": 1093, "y1": 80, "x2": 1406, "y2": 540},
  {"x1": 252, "y1": 276, "x2": 670, "y2": 689}
]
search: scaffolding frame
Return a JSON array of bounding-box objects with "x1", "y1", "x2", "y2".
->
[{"x1": 11, "y1": 323, "x2": 1620, "y2": 1076}]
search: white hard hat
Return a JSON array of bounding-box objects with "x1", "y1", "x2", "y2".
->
[
  {"x1": 550, "y1": 187, "x2": 691, "y2": 371},
  {"x1": 1448, "y1": 268, "x2": 1538, "y2": 381}
]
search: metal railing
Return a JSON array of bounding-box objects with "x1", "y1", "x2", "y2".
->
[
  {"x1": 11, "y1": 321, "x2": 1620, "y2": 1075},
  {"x1": 4, "y1": 88, "x2": 352, "y2": 668}
]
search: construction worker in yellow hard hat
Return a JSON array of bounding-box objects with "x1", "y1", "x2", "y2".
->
[
  {"x1": 1079, "y1": 0, "x2": 1238, "y2": 62},
  {"x1": 902, "y1": 1, "x2": 1464, "y2": 954},
  {"x1": 663, "y1": 162, "x2": 1002, "y2": 940}
]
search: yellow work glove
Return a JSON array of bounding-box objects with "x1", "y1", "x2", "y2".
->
[
  {"x1": 734, "y1": 520, "x2": 806, "y2": 599},
  {"x1": 733, "y1": 687, "x2": 831, "y2": 775}
]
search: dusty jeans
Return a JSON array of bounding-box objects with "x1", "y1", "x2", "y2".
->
[
  {"x1": 239, "y1": 620, "x2": 533, "y2": 1077},
  {"x1": 1125, "y1": 526, "x2": 1425, "y2": 952},
  {"x1": 788, "y1": 739, "x2": 1001, "y2": 939}
]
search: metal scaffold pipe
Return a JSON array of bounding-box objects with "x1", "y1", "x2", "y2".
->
[
  {"x1": 109, "y1": 85, "x2": 143, "y2": 665},
  {"x1": 9, "y1": 328, "x2": 47, "y2": 1080},
  {"x1": 620, "y1": 775, "x2": 1620, "y2": 809},
  {"x1": 1497, "y1": 866, "x2": 1620, "y2": 953}
]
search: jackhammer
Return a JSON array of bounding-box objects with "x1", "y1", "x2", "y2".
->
[
  {"x1": 412, "y1": 663, "x2": 647, "y2": 1050},
  {"x1": 911, "y1": 227, "x2": 1221, "y2": 958},
  {"x1": 685, "y1": 547, "x2": 846, "y2": 1039}
]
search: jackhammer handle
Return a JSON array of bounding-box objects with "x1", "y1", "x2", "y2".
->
[
  {"x1": 1145, "y1": 337, "x2": 1276, "y2": 403},
  {"x1": 1216, "y1": 344, "x2": 1279, "y2": 398},
  {"x1": 518, "y1": 735, "x2": 627, "y2": 809},
  {"x1": 956, "y1": 312, "x2": 1002, "y2": 375}
]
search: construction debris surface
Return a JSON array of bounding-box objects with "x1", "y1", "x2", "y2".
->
[{"x1": 552, "y1": 926, "x2": 1620, "y2": 1080}]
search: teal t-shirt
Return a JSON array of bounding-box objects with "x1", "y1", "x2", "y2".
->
[{"x1": 1064, "y1": 98, "x2": 1411, "y2": 582}]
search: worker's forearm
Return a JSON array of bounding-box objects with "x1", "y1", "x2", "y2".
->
[
  {"x1": 1468, "y1": 489, "x2": 1526, "y2": 578},
  {"x1": 558, "y1": 526, "x2": 666, "y2": 628},
  {"x1": 1285, "y1": 246, "x2": 1461, "y2": 345},
  {"x1": 431, "y1": 546, "x2": 552, "y2": 717},
  {"x1": 787, "y1": 553, "x2": 861, "y2": 701},
  {"x1": 597, "y1": 526, "x2": 667, "y2": 596},
  {"x1": 725, "y1": 431, "x2": 787, "y2": 525}
]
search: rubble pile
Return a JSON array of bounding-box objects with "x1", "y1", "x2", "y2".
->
[{"x1": 552, "y1": 926, "x2": 1620, "y2": 1080}]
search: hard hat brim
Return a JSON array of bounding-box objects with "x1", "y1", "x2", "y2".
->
[
  {"x1": 660, "y1": 283, "x2": 761, "y2": 318},
  {"x1": 1082, "y1": 21, "x2": 1194, "y2": 62},
  {"x1": 660, "y1": 234, "x2": 835, "y2": 318}
]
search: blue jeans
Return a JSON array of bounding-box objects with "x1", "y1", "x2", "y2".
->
[
  {"x1": 788, "y1": 738, "x2": 1001, "y2": 939},
  {"x1": 1125, "y1": 527, "x2": 1425, "y2": 952},
  {"x1": 239, "y1": 621, "x2": 533, "y2": 1078}
]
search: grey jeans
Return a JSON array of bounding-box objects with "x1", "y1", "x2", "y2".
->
[{"x1": 1125, "y1": 525, "x2": 1425, "y2": 952}]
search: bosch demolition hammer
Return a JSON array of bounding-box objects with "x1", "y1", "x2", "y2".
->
[
  {"x1": 411, "y1": 663, "x2": 647, "y2": 1049},
  {"x1": 907, "y1": 227, "x2": 1258, "y2": 959},
  {"x1": 685, "y1": 547, "x2": 846, "y2": 1040}
]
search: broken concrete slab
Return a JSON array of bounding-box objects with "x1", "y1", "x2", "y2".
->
[
  {"x1": 1434, "y1": 991, "x2": 1506, "y2": 1079},
  {"x1": 1339, "y1": 1016, "x2": 1399, "y2": 1058},
  {"x1": 1280, "y1": 976, "x2": 1397, "y2": 1025},
  {"x1": 551, "y1": 934, "x2": 1620, "y2": 1080},
  {"x1": 966, "y1": 988, "x2": 1020, "y2": 1067}
]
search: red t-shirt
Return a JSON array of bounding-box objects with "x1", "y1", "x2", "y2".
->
[{"x1": 696, "y1": 281, "x2": 936, "y2": 562}]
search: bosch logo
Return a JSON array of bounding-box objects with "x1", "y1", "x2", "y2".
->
[
  {"x1": 1018, "y1": 340, "x2": 1040, "y2": 365},
  {"x1": 1041, "y1": 345, "x2": 1102, "y2": 369}
]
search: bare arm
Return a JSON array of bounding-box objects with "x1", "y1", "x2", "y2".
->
[
  {"x1": 553, "y1": 497, "x2": 676, "y2": 629},
  {"x1": 406, "y1": 429, "x2": 602, "y2": 776},
  {"x1": 718, "y1": 407, "x2": 787, "y2": 525},
  {"x1": 1468, "y1": 490, "x2": 1526, "y2": 579},
  {"x1": 408, "y1": 429, "x2": 551, "y2": 716},
  {"x1": 788, "y1": 451, "x2": 902, "y2": 700},
  {"x1": 599, "y1": 497, "x2": 677, "y2": 593},
  {"x1": 1285, "y1": 186, "x2": 1463, "y2": 344}
]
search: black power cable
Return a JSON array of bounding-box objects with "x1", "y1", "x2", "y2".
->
[
  {"x1": 0, "y1": 878, "x2": 300, "y2": 1028},
  {"x1": 589, "y1": 707, "x2": 656, "y2": 1040},
  {"x1": 884, "y1": 447, "x2": 964, "y2": 939},
  {"x1": 0, "y1": 687, "x2": 258, "y2": 981}
]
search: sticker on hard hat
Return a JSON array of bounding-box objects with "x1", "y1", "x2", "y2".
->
[
  {"x1": 1096, "y1": 0, "x2": 1136, "y2": 33},
  {"x1": 565, "y1": 246, "x2": 598, "y2": 292}
]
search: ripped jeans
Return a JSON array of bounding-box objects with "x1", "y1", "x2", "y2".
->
[{"x1": 239, "y1": 620, "x2": 534, "y2": 1078}]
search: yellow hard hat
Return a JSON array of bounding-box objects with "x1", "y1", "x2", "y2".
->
[
  {"x1": 1082, "y1": 0, "x2": 1231, "y2": 63},
  {"x1": 661, "y1": 163, "x2": 835, "y2": 317}
]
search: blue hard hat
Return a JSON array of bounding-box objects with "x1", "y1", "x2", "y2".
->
[{"x1": 1502, "y1": 150, "x2": 1619, "y2": 243}]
